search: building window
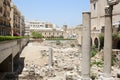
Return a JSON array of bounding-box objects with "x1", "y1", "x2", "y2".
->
[
  {"x1": 93, "y1": 3, "x2": 96, "y2": 10},
  {"x1": 101, "y1": 26, "x2": 105, "y2": 33},
  {"x1": 93, "y1": 27, "x2": 96, "y2": 30},
  {"x1": 0, "y1": 7, "x2": 2, "y2": 13}
]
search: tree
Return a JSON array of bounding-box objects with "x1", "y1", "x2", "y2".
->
[{"x1": 32, "y1": 31, "x2": 43, "y2": 39}]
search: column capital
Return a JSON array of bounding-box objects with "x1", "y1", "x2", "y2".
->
[{"x1": 105, "y1": 5, "x2": 113, "y2": 16}]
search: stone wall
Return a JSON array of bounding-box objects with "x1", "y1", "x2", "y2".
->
[{"x1": 90, "y1": 0, "x2": 120, "y2": 30}]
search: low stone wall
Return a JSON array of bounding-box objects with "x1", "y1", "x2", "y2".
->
[
  {"x1": 0, "y1": 38, "x2": 29, "y2": 64},
  {"x1": 20, "y1": 38, "x2": 29, "y2": 49}
]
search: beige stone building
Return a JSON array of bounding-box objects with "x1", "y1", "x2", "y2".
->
[
  {"x1": 24, "y1": 21, "x2": 30, "y2": 36},
  {"x1": 66, "y1": 25, "x2": 83, "y2": 44},
  {"x1": 26, "y1": 20, "x2": 65, "y2": 38},
  {"x1": 28, "y1": 20, "x2": 54, "y2": 29},
  {"x1": 90, "y1": 0, "x2": 120, "y2": 31},
  {"x1": 10, "y1": 3, "x2": 25, "y2": 36},
  {"x1": 90, "y1": 0, "x2": 120, "y2": 49},
  {"x1": 0, "y1": 0, "x2": 11, "y2": 36},
  {"x1": 20, "y1": 15, "x2": 25, "y2": 36}
]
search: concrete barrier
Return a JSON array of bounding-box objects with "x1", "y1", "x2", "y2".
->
[{"x1": 0, "y1": 38, "x2": 29, "y2": 72}]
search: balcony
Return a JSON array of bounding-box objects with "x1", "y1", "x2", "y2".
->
[
  {"x1": 0, "y1": 22, "x2": 10, "y2": 28},
  {"x1": 3, "y1": 1, "x2": 7, "y2": 6}
]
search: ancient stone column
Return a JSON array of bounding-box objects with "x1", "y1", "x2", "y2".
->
[
  {"x1": 49, "y1": 48, "x2": 53, "y2": 66},
  {"x1": 81, "y1": 12, "x2": 91, "y2": 80},
  {"x1": 103, "y1": 6, "x2": 113, "y2": 78}
]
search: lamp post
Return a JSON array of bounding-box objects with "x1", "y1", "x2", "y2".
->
[{"x1": 103, "y1": 0, "x2": 119, "y2": 79}]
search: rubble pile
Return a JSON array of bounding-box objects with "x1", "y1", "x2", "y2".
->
[
  {"x1": 19, "y1": 41, "x2": 82, "y2": 80},
  {"x1": 19, "y1": 41, "x2": 120, "y2": 80}
]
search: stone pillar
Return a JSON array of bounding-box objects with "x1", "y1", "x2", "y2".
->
[
  {"x1": 13, "y1": 53, "x2": 20, "y2": 72},
  {"x1": 49, "y1": 48, "x2": 53, "y2": 66},
  {"x1": 0, "y1": 54, "x2": 13, "y2": 72},
  {"x1": 81, "y1": 12, "x2": 91, "y2": 80},
  {"x1": 10, "y1": 3, "x2": 14, "y2": 36},
  {"x1": 103, "y1": 5, "x2": 113, "y2": 78}
]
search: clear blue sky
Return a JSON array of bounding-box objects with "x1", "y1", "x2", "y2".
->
[{"x1": 13, "y1": 0, "x2": 90, "y2": 27}]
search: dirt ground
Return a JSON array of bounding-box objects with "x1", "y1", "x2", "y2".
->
[{"x1": 19, "y1": 40, "x2": 81, "y2": 80}]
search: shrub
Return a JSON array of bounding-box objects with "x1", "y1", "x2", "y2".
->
[
  {"x1": 99, "y1": 33, "x2": 120, "y2": 50},
  {"x1": 91, "y1": 45, "x2": 98, "y2": 57},
  {"x1": 70, "y1": 43, "x2": 75, "y2": 47},
  {"x1": 112, "y1": 55, "x2": 117, "y2": 66},
  {"x1": 0, "y1": 36, "x2": 23, "y2": 41},
  {"x1": 32, "y1": 31, "x2": 43, "y2": 39},
  {"x1": 91, "y1": 61, "x2": 103, "y2": 67},
  {"x1": 56, "y1": 40, "x2": 61, "y2": 45},
  {"x1": 112, "y1": 33, "x2": 120, "y2": 41},
  {"x1": 99, "y1": 34, "x2": 104, "y2": 50}
]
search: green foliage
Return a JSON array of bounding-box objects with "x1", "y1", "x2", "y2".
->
[
  {"x1": 32, "y1": 31, "x2": 43, "y2": 39},
  {"x1": 91, "y1": 45, "x2": 98, "y2": 57},
  {"x1": 99, "y1": 34, "x2": 104, "y2": 50},
  {"x1": 0, "y1": 36, "x2": 23, "y2": 41},
  {"x1": 56, "y1": 40, "x2": 61, "y2": 45},
  {"x1": 91, "y1": 61, "x2": 103, "y2": 67},
  {"x1": 99, "y1": 33, "x2": 120, "y2": 50},
  {"x1": 70, "y1": 43, "x2": 75, "y2": 47},
  {"x1": 112, "y1": 55, "x2": 117, "y2": 66},
  {"x1": 112, "y1": 33, "x2": 120, "y2": 40}
]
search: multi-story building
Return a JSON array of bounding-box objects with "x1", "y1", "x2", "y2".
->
[
  {"x1": 90, "y1": 0, "x2": 120, "y2": 49},
  {"x1": 0, "y1": 0, "x2": 11, "y2": 36},
  {"x1": 24, "y1": 21, "x2": 30, "y2": 36},
  {"x1": 26, "y1": 20, "x2": 65, "y2": 38},
  {"x1": 28, "y1": 20, "x2": 54, "y2": 29},
  {"x1": 90, "y1": 0, "x2": 120, "y2": 32},
  {"x1": 10, "y1": 3, "x2": 25, "y2": 36},
  {"x1": 20, "y1": 15, "x2": 25, "y2": 36}
]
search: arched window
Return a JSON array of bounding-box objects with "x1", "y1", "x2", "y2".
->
[
  {"x1": 93, "y1": 3, "x2": 96, "y2": 10},
  {"x1": 94, "y1": 38, "x2": 99, "y2": 48}
]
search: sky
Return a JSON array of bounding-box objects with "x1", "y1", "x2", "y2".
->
[{"x1": 13, "y1": 0, "x2": 90, "y2": 27}]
